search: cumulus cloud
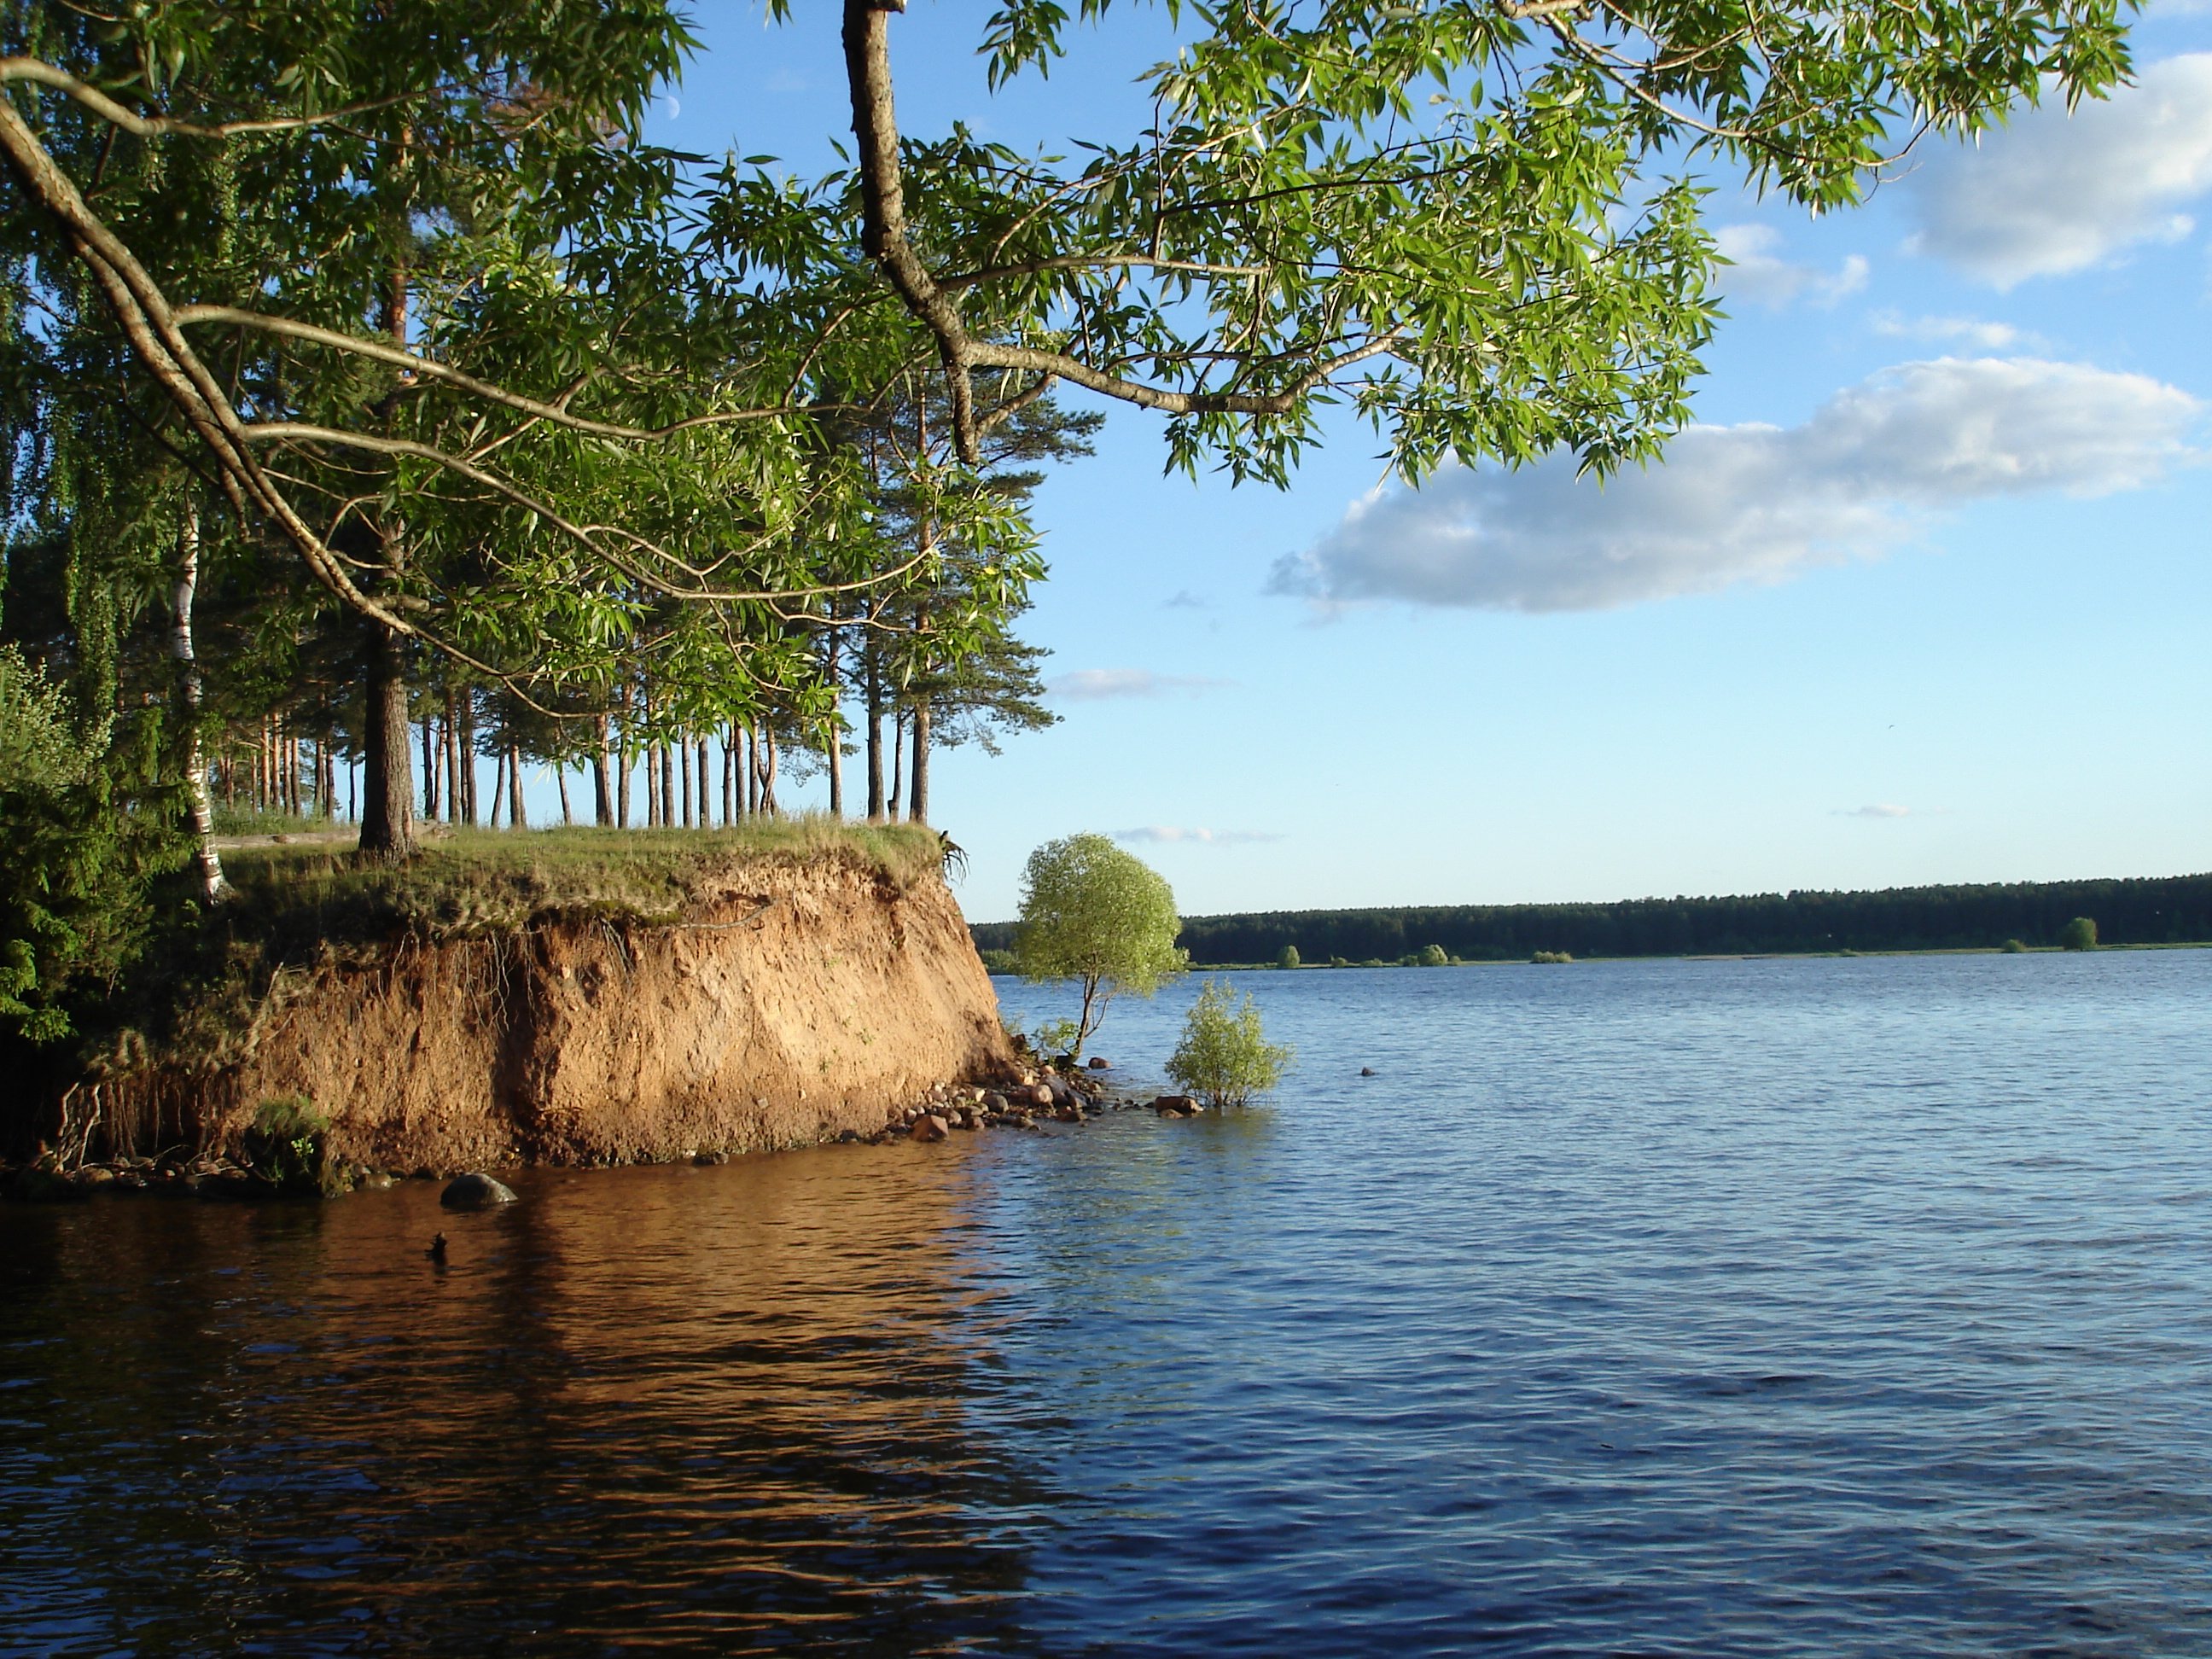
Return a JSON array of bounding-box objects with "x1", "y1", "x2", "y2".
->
[
  {"x1": 1113, "y1": 827, "x2": 1285, "y2": 845},
  {"x1": 1905, "y1": 54, "x2": 2212, "y2": 286},
  {"x1": 1711, "y1": 224, "x2": 1870, "y2": 308},
  {"x1": 1047, "y1": 668, "x2": 1233, "y2": 700},
  {"x1": 1838, "y1": 804, "x2": 1912, "y2": 819},
  {"x1": 1273, "y1": 357, "x2": 2199, "y2": 612}
]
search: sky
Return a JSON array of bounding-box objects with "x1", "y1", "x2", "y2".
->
[{"x1": 597, "y1": 1, "x2": 2212, "y2": 923}]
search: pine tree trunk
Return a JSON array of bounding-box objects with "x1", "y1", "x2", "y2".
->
[
  {"x1": 757, "y1": 730, "x2": 779, "y2": 818},
  {"x1": 443, "y1": 690, "x2": 460, "y2": 823},
  {"x1": 421, "y1": 717, "x2": 439, "y2": 822},
  {"x1": 593, "y1": 716, "x2": 614, "y2": 827},
  {"x1": 488, "y1": 754, "x2": 504, "y2": 828},
  {"x1": 509, "y1": 744, "x2": 527, "y2": 830},
  {"x1": 696, "y1": 739, "x2": 711, "y2": 827},
  {"x1": 909, "y1": 701, "x2": 929, "y2": 827},
  {"x1": 556, "y1": 762, "x2": 573, "y2": 826},
  {"x1": 680, "y1": 739, "x2": 694, "y2": 829},
  {"x1": 171, "y1": 508, "x2": 225, "y2": 902},
  {"x1": 864, "y1": 654, "x2": 885, "y2": 821},
  {"x1": 358, "y1": 619, "x2": 415, "y2": 859},
  {"x1": 887, "y1": 710, "x2": 903, "y2": 823},
  {"x1": 661, "y1": 743, "x2": 674, "y2": 829},
  {"x1": 458, "y1": 692, "x2": 478, "y2": 827}
]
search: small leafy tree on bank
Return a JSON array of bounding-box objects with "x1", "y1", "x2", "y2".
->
[
  {"x1": 1277, "y1": 945, "x2": 1300, "y2": 970},
  {"x1": 1167, "y1": 981, "x2": 1294, "y2": 1109},
  {"x1": 1013, "y1": 834, "x2": 1184, "y2": 1061},
  {"x1": 2061, "y1": 917, "x2": 2098, "y2": 952}
]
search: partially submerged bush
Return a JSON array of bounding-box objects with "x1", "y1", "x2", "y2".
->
[
  {"x1": 2060, "y1": 917, "x2": 2098, "y2": 952},
  {"x1": 1531, "y1": 950, "x2": 1574, "y2": 964},
  {"x1": 242, "y1": 1094, "x2": 331, "y2": 1195},
  {"x1": 1166, "y1": 981, "x2": 1293, "y2": 1109}
]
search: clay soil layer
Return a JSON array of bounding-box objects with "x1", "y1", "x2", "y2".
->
[{"x1": 174, "y1": 854, "x2": 1014, "y2": 1172}]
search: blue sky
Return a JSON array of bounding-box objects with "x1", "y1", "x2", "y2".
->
[{"x1": 614, "y1": 2, "x2": 2212, "y2": 923}]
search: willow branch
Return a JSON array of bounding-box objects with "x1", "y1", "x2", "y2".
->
[{"x1": 176, "y1": 306, "x2": 803, "y2": 439}]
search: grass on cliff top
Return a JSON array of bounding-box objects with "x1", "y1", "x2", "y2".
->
[{"x1": 218, "y1": 818, "x2": 946, "y2": 946}]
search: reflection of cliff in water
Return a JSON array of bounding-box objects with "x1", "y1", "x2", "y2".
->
[{"x1": 0, "y1": 1146, "x2": 1056, "y2": 1655}]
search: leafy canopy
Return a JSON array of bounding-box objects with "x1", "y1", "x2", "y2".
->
[{"x1": 1014, "y1": 833, "x2": 1185, "y2": 1057}]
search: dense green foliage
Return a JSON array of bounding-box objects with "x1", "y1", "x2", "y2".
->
[
  {"x1": 1013, "y1": 834, "x2": 1185, "y2": 1058},
  {"x1": 2061, "y1": 917, "x2": 2099, "y2": 952},
  {"x1": 975, "y1": 876, "x2": 2211, "y2": 963},
  {"x1": 1166, "y1": 981, "x2": 1293, "y2": 1109}
]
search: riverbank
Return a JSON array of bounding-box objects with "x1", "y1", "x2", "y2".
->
[{"x1": 7, "y1": 824, "x2": 1021, "y2": 1178}]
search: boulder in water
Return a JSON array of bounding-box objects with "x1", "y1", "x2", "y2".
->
[{"x1": 439, "y1": 1172, "x2": 518, "y2": 1209}]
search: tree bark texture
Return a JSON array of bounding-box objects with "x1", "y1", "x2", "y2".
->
[
  {"x1": 358, "y1": 619, "x2": 415, "y2": 859},
  {"x1": 170, "y1": 507, "x2": 225, "y2": 902}
]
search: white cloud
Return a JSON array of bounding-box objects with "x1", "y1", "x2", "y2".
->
[
  {"x1": 1274, "y1": 357, "x2": 2199, "y2": 612},
  {"x1": 1113, "y1": 827, "x2": 1285, "y2": 845},
  {"x1": 1870, "y1": 311, "x2": 2037, "y2": 352},
  {"x1": 1838, "y1": 804, "x2": 1912, "y2": 819},
  {"x1": 1905, "y1": 55, "x2": 2212, "y2": 286},
  {"x1": 1711, "y1": 224, "x2": 1870, "y2": 308},
  {"x1": 1047, "y1": 668, "x2": 1234, "y2": 700}
]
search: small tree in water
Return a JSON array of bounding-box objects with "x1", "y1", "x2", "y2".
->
[
  {"x1": 2060, "y1": 917, "x2": 2098, "y2": 952},
  {"x1": 1013, "y1": 835, "x2": 1185, "y2": 1060},
  {"x1": 1167, "y1": 981, "x2": 1294, "y2": 1109},
  {"x1": 1277, "y1": 945, "x2": 1301, "y2": 970}
]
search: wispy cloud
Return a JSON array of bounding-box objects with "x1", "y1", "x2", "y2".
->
[
  {"x1": 1112, "y1": 826, "x2": 1285, "y2": 845},
  {"x1": 1870, "y1": 311, "x2": 2040, "y2": 352},
  {"x1": 1903, "y1": 54, "x2": 2212, "y2": 286},
  {"x1": 1163, "y1": 589, "x2": 1212, "y2": 610},
  {"x1": 1711, "y1": 224, "x2": 1869, "y2": 309},
  {"x1": 1275, "y1": 356, "x2": 2200, "y2": 613},
  {"x1": 1048, "y1": 668, "x2": 1234, "y2": 700},
  {"x1": 1837, "y1": 804, "x2": 1912, "y2": 819}
]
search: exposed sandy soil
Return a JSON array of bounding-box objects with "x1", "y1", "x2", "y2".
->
[{"x1": 142, "y1": 855, "x2": 1016, "y2": 1171}]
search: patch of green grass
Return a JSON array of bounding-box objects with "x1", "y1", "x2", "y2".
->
[{"x1": 219, "y1": 818, "x2": 944, "y2": 946}]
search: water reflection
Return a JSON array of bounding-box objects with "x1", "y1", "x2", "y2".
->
[
  {"x1": 9, "y1": 952, "x2": 2212, "y2": 1656},
  {"x1": 3, "y1": 1150, "x2": 1055, "y2": 1655}
]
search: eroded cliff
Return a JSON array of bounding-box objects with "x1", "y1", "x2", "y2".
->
[{"x1": 60, "y1": 833, "x2": 1016, "y2": 1172}]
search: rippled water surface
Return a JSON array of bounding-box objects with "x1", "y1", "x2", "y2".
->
[{"x1": 5, "y1": 952, "x2": 2211, "y2": 1656}]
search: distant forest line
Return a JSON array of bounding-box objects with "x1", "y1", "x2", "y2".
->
[{"x1": 971, "y1": 874, "x2": 2212, "y2": 965}]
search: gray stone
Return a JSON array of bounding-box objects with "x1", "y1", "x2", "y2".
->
[{"x1": 439, "y1": 1172, "x2": 518, "y2": 1209}]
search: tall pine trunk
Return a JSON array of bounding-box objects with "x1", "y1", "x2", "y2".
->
[
  {"x1": 908, "y1": 700, "x2": 929, "y2": 826},
  {"x1": 593, "y1": 715, "x2": 614, "y2": 827},
  {"x1": 358, "y1": 618, "x2": 415, "y2": 859}
]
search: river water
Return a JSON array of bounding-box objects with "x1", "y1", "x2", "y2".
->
[{"x1": 4, "y1": 951, "x2": 2209, "y2": 1656}]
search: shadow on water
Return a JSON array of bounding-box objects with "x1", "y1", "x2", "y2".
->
[{"x1": 1, "y1": 1150, "x2": 1059, "y2": 1656}]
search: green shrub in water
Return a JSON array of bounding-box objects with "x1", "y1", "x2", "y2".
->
[
  {"x1": 243, "y1": 1095, "x2": 332, "y2": 1194},
  {"x1": 1166, "y1": 981, "x2": 1294, "y2": 1109},
  {"x1": 2001, "y1": 938, "x2": 2029, "y2": 954},
  {"x1": 2060, "y1": 917, "x2": 2098, "y2": 952}
]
